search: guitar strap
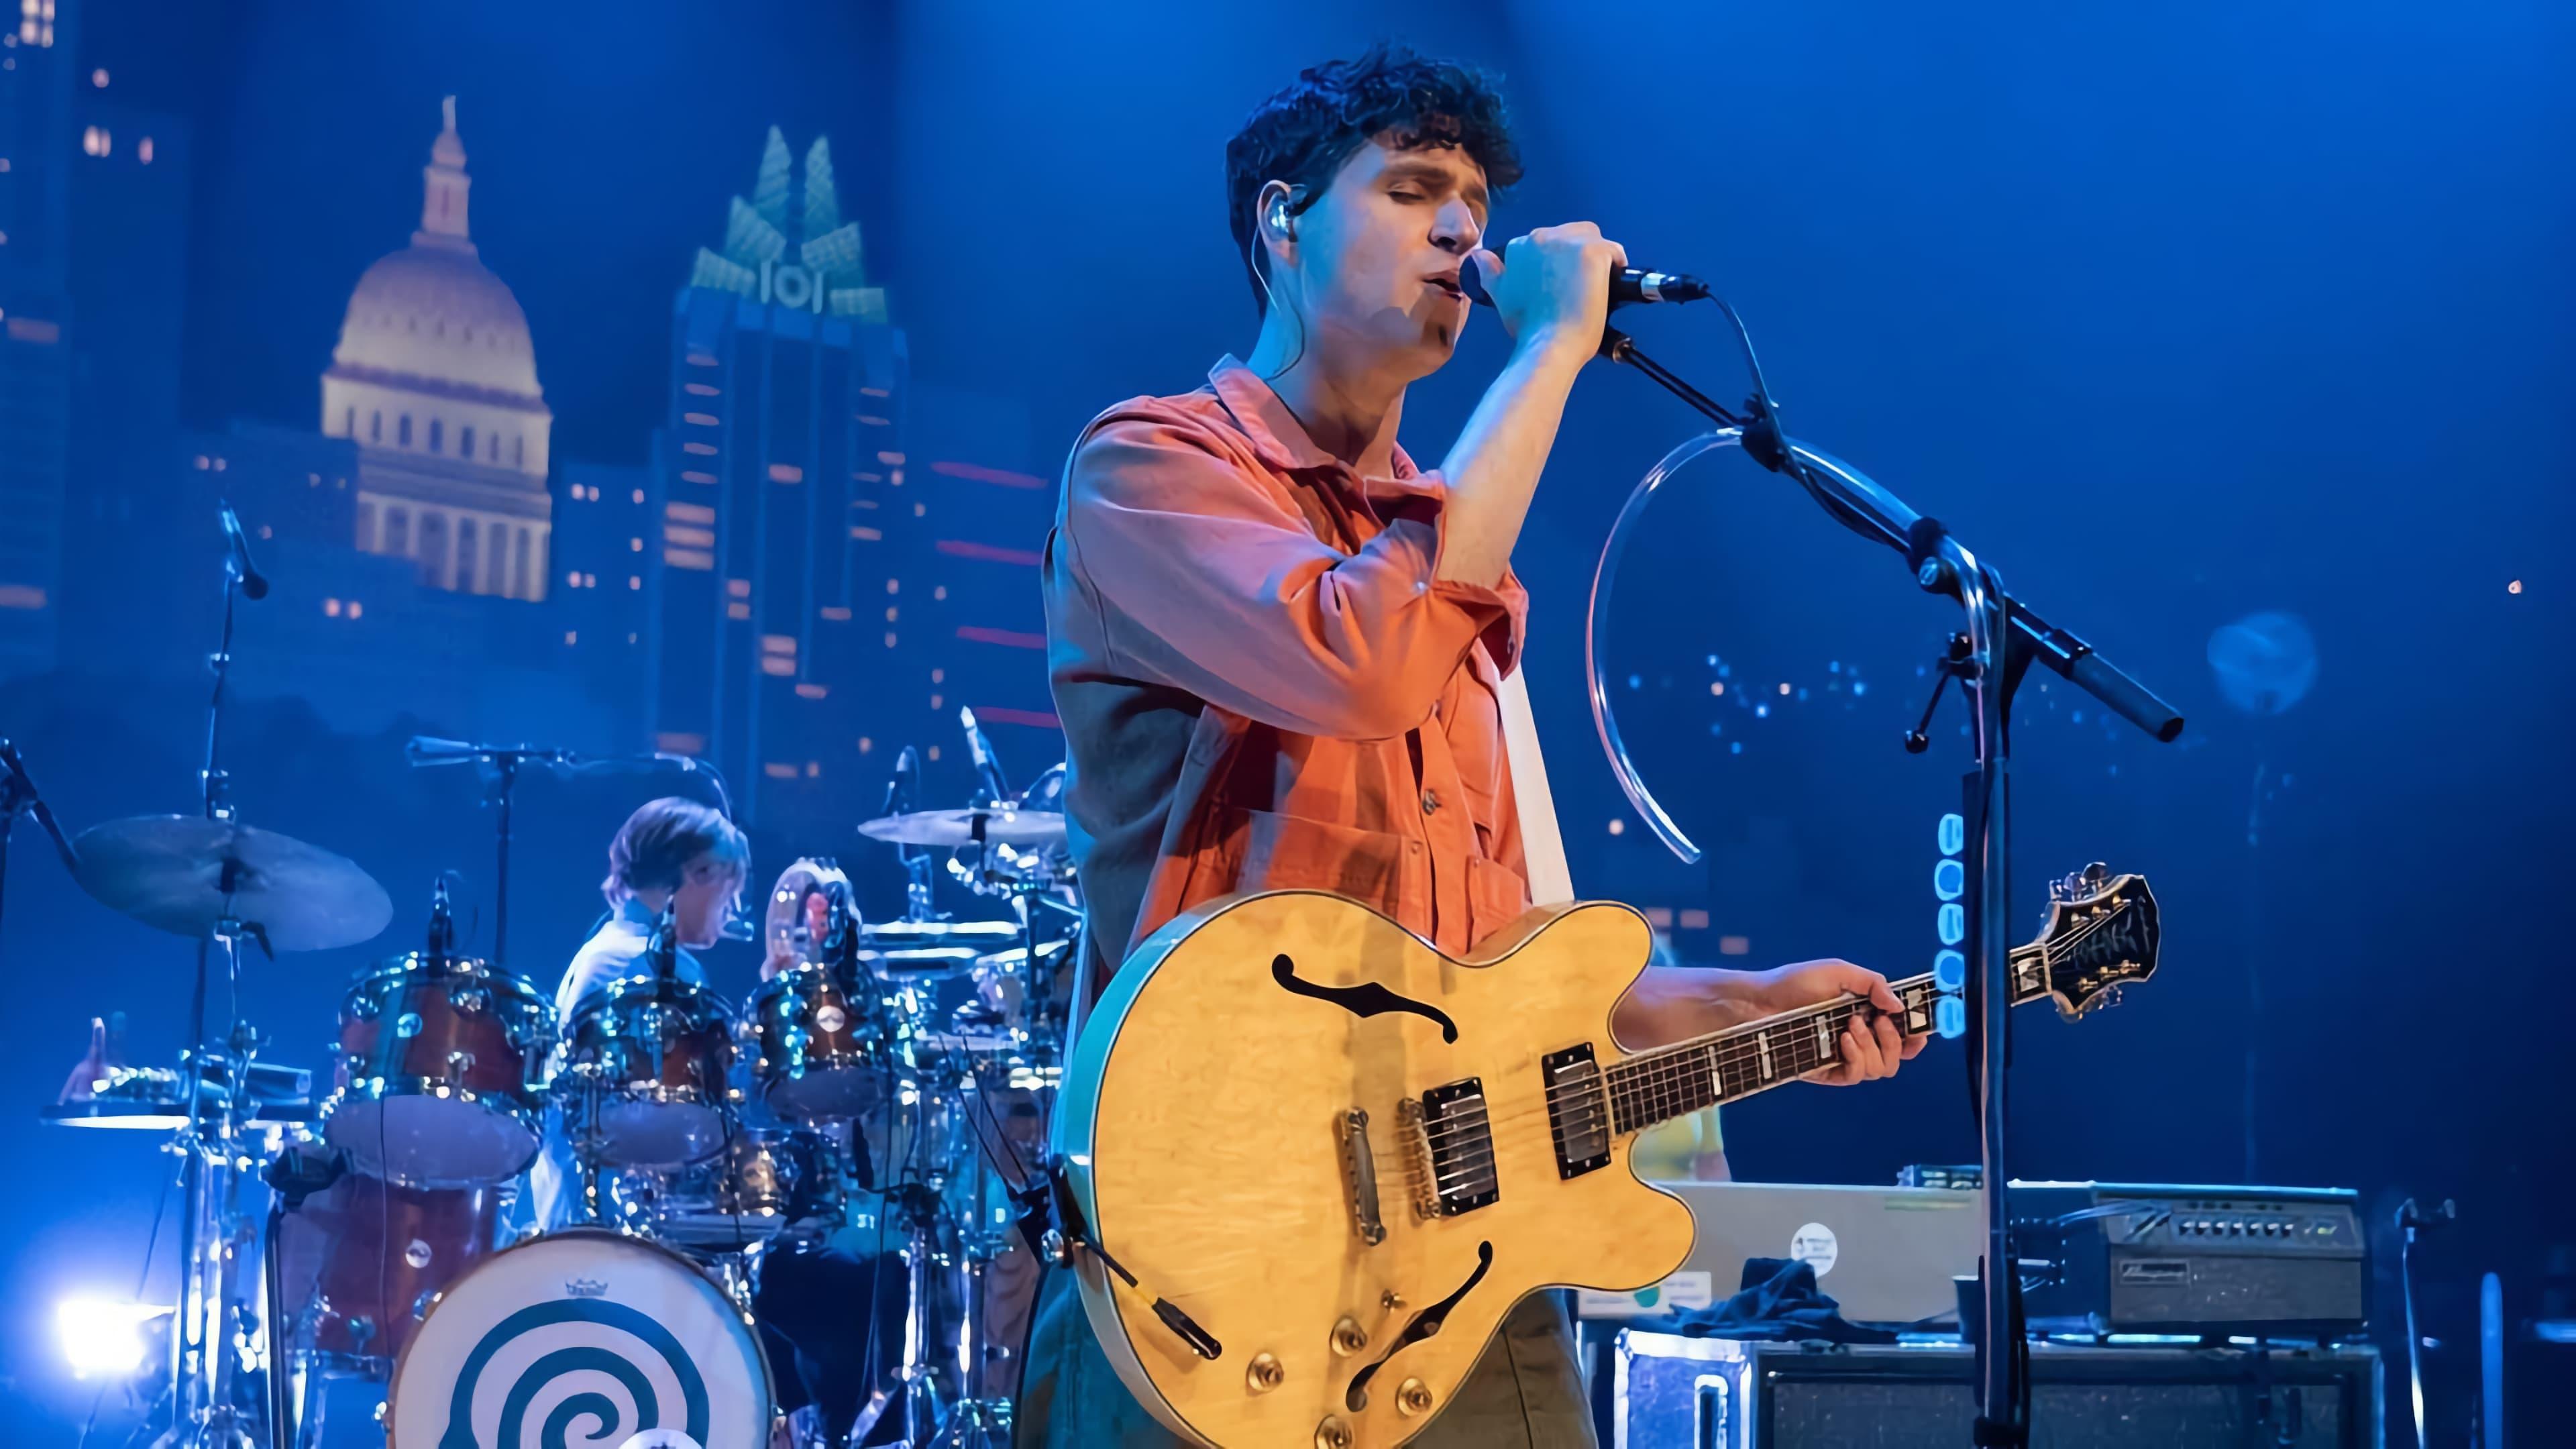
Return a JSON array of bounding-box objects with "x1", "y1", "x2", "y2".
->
[{"x1": 1496, "y1": 662, "x2": 1574, "y2": 908}]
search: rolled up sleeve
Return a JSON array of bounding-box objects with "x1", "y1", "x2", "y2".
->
[{"x1": 1063, "y1": 416, "x2": 1524, "y2": 741}]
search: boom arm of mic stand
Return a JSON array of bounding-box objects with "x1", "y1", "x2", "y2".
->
[{"x1": 1599, "y1": 333, "x2": 2184, "y2": 745}]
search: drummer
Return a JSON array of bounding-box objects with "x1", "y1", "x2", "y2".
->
[{"x1": 555, "y1": 796, "x2": 753, "y2": 1017}]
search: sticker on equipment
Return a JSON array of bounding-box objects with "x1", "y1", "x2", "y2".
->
[{"x1": 1789, "y1": 1222, "x2": 1839, "y2": 1277}]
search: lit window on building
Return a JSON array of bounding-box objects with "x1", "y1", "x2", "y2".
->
[
  {"x1": 860, "y1": 386, "x2": 891, "y2": 398},
  {"x1": 686, "y1": 352, "x2": 719, "y2": 368},
  {"x1": 925, "y1": 745, "x2": 940, "y2": 762},
  {"x1": 728, "y1": 602, "x2": 751, "y2": 620},
  {"x1": 763, "y1": 763, "x2": 798, "y2": 780},
  {"x1": 631, "y1": 488, "x2": 645, "y2": 504},
  {"x1": 884, "y1": 606, "x2": 898, "y2": 622},
  {"x1": 0, "y1": 584, "x2": 48, "y2": 610},
  {"x1": 325, "y1": 598, "x2": 342, "y2": 617},
  {"x1": 684, "y1": 412, "x2": 719, "y2": 427},
  {"x1": 629, "y1": 537, "x2": 642, "y2": 551},
  {"x1": 667, "y1": 501, "x2": 716, "y2": 525},
  {"x1": 760, "y1": 657, "x2": 795, "y2": 676},
  {"x1": 726, "y1": 578, "x2": 751, "y2": 598},
  {"x1": 663, "y1": 525, "x2": 715, "y2": 547},
  {"x1": 761, "y1": 635, "x2": 796, "y2": 656},
  {"x1": 877, "y1": 450, "x2": 906, "y2": 466},
  {"x1": 347, "y1": 601, "x2": 364, "y2": 619},
  {"x1": 685, "y1": 382, "x2": 720, "y2": 397},
  {"x1": 1718, "y1": 936, "x2": 1751, "y2": 957},
  {"x1": 930, "y1": 668, "x2": 944, "y2": 684},
  {"x1": 138, "y1": 136, "x2": 153, "y2": 164},
  {"x1": 1680, "y1": 909, "x2": 1710, "y2": 930},
  {"x1": 885, "y1": 578, "x2": 900, "y2": 594},
  {"x1": 819, "y1": 606, "x2": 850, "y2": 621},
  {"x1": 565, "y1": 631, "x2": 578, "y2": 645},
  {"x1": 884, "y1": 632, "x2": 898, "y2": 648},
  {"x1": 857, "y1": 414, "x2": 891, "y2": 427},
  {"x1": 912, "y1": 502, "x2": 926, "y2": 517},
  {"x1": 1607, "y1": 819, "x2": 1625, "y2": 836},
  {"x1": 680, "y1": 470, "x2": 717, "y2": 485},
  {"x1": 928, "y1": 694, "x2": 942, "y2": 710},
  {"x1": 628, "y1": 576, "x2": 641, "y2": 590},
  {"x1": 5, "y1": 315, "x2": 60, "y2": 343},
  {"x1": 81, "y1": 125, "x2": 109, "y2": 157},
  {"x1": 805, "y1": 761, "x2": 820, "y2": 777},
  {"x1": 683, "y1": 442, "x2": 718, "y2": 457},
  {"x1": 850, "y1": 526, "x2": 882, "y2": 541},
  {"x1": 857, "y1": 737, "x2": 873, "y2": 753},
  {"x1": 934, "y1": 586, "x2": 947, "y2": 600},
  {"x1": 663, "y1": 548, "x2": 714, "y2": 570},
  {"x1": 657, "y1": 733, "x2": 706, "y2": 754},
  {"x1": 768, "y1": 464, "x2": 804, "y2": 484},
  {"x1": 795, "y1": 683, "x2": 826, "y2": 700},
  {"x1": 566, "y1": 569, "x2": 581, "y2": 588},
  {"x1": 89, "y1": 66, "x2": 103, "y2": 87}
]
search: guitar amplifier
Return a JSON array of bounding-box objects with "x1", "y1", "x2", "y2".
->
[
  {"x1": 1612, "y1": 1332, "x2": 2381, "y2": 1448},
  {"x1": 2009, "y1": 1183, "x2": 2368, "y2": 1336}
]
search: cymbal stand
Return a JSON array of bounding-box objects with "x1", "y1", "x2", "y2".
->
[{"x1": 159, "y1": 908, "x2": 268, "y2": 1449}]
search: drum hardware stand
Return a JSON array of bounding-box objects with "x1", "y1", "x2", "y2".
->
[
  {"x1": 1583, "y1": 312, "x2": 2186, "y2": 1447},
  {"x1": 155, "y1": 513, "x2": 280, "y2": 1449}
]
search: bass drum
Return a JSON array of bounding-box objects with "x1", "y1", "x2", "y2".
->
[{"x1": 388, "y1": 1228, "x2": 771, "y2": 1449}]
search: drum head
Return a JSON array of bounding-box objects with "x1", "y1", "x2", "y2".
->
[{"x1": 389, "y1": 1228, "x2": 769, "y2": 1449}]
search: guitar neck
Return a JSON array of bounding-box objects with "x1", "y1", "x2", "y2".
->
[{"x1": 1603, "y1": 944, "x2": 2050, "y2": 1136}]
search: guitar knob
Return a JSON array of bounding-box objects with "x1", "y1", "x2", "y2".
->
[
  {"x1": 1331, "y1": 1316, "x2": 1368, "y2": 1355},
  {"x1": 1246, "y1": 1352, "x2": 1284, "y2": 1394},
  {"x1": 1314, "y1": 1417, "x2": 1353, "y2": 1449},
  {"x1": 1396, "y1": 1379, "x2": 1435, "y2": 1417}
]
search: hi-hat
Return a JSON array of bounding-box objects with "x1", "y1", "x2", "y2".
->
[
  {"x1": 72, "y1": 815, "x2": 393, "y2": 952},
  {"x1": 857, "y1": 807, "x2": 1067, "y2": 850}
]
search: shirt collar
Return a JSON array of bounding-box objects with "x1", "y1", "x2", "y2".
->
[{"x1": 1206, "y1": 357, "x2": 1426, "y2": 492}]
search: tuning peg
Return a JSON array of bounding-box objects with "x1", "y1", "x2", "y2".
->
[
  {"x1": 2082, "y1": 862, "x2": 2110, "y2": 887},
  {"x1": 2048, "y1": 875, "x2": 2074, "y2": 903}
]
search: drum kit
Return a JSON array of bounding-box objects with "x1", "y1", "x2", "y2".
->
[{"x1": 42, "y1": 708, "x2": 1081, "y2": 1448}]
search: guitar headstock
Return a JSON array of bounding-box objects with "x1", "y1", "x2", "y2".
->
[{"x1": 2023, "y1": 863, "x2": 2159, "y2": 1020}]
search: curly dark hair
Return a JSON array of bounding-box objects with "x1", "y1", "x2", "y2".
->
[{"x1": 1226, "y1": 44, "x2": 1523, "y2": 315}]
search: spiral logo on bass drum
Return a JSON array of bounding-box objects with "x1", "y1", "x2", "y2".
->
[{"x1": 437, "y1": 1299, "x2": 710, "y2": 1449}]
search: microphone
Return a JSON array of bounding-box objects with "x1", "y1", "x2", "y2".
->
[
  {"x1": 1458, "y1": 254, "x2": 1709, "y2": 311},
  {"x1": 425, "y1": 875, "x2": 456, "y2": 956},
  {"x1": 959, "y1": 707, "x2": 1009, "y2": 806},
  {"x1": 884, "y1": 745, "x2": 921, "y2": 817},
  {"x1": 405, "y1": 736, "x2": 486, "y2": 767},
  {"x1": 217, "y1": 501, "x2": 270, "y2": 600}
]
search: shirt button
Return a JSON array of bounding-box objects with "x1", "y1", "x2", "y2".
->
[{"x1": 1421, "y1": 789, "x2": 1442, "y2": 816}]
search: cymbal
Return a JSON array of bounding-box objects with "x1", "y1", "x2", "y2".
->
[
  {"x1": 857, "y1": 806, "x2": 1067, "y2": 849},
  {"x1": 858, "y1": 918, "x2": 1022, "y2": 943},
  {"x1": 72, "y1": 815, "x2": 393, "y2": 952}
]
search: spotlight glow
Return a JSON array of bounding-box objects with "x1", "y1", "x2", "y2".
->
[{"x1": 55, "y1": 1297, "x2": 163, "y2": 1379}]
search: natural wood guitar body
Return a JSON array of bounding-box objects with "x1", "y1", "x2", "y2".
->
[{"x1": 1055, "y1": 890, "x2": 1694, "y2": 1448}]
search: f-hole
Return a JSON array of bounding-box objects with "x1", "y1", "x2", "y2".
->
[
  {"x1": 1344, "y1": 1241, "x2": 1494, "y2": 1411},
  {"x1": 1270, "y1": 955, "x2": 1458, "y2": 1043}
]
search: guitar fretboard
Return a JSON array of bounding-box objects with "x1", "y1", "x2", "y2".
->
[{"x1": 1600, "y1": 947, "x2": 2045, "y2": 1134}]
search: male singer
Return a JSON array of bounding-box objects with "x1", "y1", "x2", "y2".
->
[{"x1": 1029, "y1": 46, "x2": 1923, "y2": 1448}]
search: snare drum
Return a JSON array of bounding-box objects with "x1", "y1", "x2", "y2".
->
[
  {"x1": 649, "y1": 1126, "x2": 847, "y2": 1252},
  {"x1": 387, "y1": 1228, "x2": 771, "y2": 1449},
  {"x1": 323, "y1": 952, "x2": 552, "y2": 1188},
  {"x1": 557, "y1": 973, "x2": 738, "y2": 1168},
  {"x1": 743, "y1": 965, "x2": 887, "y2": 1123}
]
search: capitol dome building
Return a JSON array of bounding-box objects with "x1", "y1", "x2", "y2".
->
[{"x1": 321, "y1": 97, "x2": 553, "y2": 602}]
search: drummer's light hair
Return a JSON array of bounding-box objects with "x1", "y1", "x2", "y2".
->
[{"x1": 602, "y1": 798, "x2": 749, "y2": 906}]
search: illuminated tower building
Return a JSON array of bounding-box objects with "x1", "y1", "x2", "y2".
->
[
  {"x1": 651, "y1": 127, "x2": 908, "y2": 829},
  {"x1": 321, "y1": 97, "x2": 553, "y2": 602},
  {"x1": 0, "y1": 0, "x2": 78, "y2": 681}
]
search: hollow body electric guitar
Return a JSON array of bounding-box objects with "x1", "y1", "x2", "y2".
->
[{"x1": 1053, "y1": 869, "x2": 2159, "y2": 1448}]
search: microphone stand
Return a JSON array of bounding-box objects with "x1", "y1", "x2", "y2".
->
[
  {"x1": 1589, "y1": 319, "x2": 2183, "y2": 1449},
  {"x1": 0, "y1": 741, "x2": 80, "y2": 954}
]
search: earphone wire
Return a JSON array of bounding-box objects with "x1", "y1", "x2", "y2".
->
[{"x1": 1250, "y1": 186, "x2": 1307, "y2": 381}]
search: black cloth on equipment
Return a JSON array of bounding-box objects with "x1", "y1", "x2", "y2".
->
[{"x1": 1659, "y1": 1256, "x2": 1899, "y2": 1345}]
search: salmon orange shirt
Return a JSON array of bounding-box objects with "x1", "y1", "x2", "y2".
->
[{"x1": 1044, "y1": 358, "x2": 1536, "y2": 985}]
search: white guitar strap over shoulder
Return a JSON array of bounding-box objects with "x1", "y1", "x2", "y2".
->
[{"x1": 1496, "y1": 664, "x2": 1575, "y2": 908}]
